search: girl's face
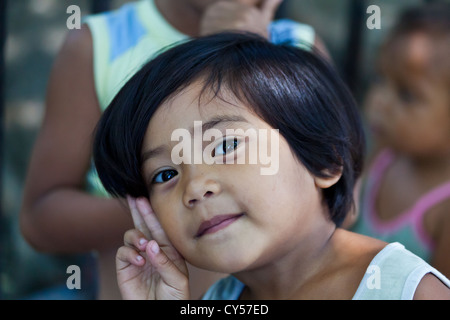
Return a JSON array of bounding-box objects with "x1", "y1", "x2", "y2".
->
[
  {"x1": 141, "y1": 81, "x2": 332, "y2": 273},
  {"x1": 366, "y1": 33, "x2": 450, "y2": 156}
]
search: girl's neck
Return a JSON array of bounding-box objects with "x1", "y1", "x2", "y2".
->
[
  {"x1": 234, "y1": 228, "x2": 386, "y2": 299},
  {"x1": 154, "y1": 0, "x2": 202, "y2": 36},
  {"x1": 234, "y1": 221, "x2": 339, "y2": 300}
]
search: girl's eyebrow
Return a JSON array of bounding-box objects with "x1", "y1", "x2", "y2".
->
[
  {"x1": 142, "y1": 115, "x2": 249, "y2": 163},
  {"x1": 141, "y1": 145, "x2": 168, "y2": 163},
  {"x1": 189, "y1": 115, "x2": 249, "y2": 135}
]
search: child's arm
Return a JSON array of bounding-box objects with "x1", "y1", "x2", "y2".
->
[
  {"x1": 117, "y1": 197, "x2": 189, "y2": 300},
  {"x1": 19, "y1": 25, "x2": 133, "y2": 252},
  {"x1": 413, "y1": 273, "x2": 450, "y2": 300}
]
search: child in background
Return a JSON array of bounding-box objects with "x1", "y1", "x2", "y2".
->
[
  {"x1": 21, "y1": 0, "x2": 327, "y2": 299},
  {"x1": 93, "y1": 32, "x2": 450, "y2": 299},
  {"x1": 351, "y1": 3, "x2": 450, "y2": 278}
]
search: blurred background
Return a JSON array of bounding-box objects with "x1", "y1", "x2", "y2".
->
[{"x1": 0, "y1": 0, "x2": 444, "y2": 299}]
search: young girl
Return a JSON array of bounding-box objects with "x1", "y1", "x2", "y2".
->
[
  {"x1": 351, "y1": 4, "x2": 450, "y2": 278},
  {"x1": 20, "y1": 0, "x2": 323, "y2": 299},
  {"x1": 93, "y1": 32, "x2": 450, "y2": 299}
]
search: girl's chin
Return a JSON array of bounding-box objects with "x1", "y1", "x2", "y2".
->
[{"x1": 188, "y1": 253, "x2": 258, "y2": 274}]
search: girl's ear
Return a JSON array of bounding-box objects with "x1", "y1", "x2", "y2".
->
[{"x1": 313, "y1": 168, "x2": 342, "y2": 189}]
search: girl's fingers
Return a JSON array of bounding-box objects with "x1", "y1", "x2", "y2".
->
[
  {"x1": 116, "y1": 245, "x2": 146, "y2": 271},
  {"x1": 123, "y1": 228, "x2": 149, "y2": 251},
  {"x1": 146, "y1": 240, "x2": 189, "y2": 298},
  {"x1": 136, "y1": 197, "x2": 171, "y2": 247},
  {"x1": 127, "y1": 196, "x2": 151, "y2": 239}
]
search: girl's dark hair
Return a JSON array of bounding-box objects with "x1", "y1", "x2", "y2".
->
[{"x1": 93, "y1": 32, "x2": 365, "y2": 227}]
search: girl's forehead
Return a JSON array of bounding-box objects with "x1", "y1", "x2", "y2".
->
[
  {"x1": 151, "y1": 81, "x2": 250, "y2": 125},
  {"x1": 145, "y1": 82, "x2": 261, "y2": 145}
]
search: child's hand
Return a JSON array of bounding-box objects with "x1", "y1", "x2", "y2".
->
[
  {"x1": 116, "y1": 196, "x2": 189, "y2": 300},
  {"x1": 200, "y1": 0, "x2": 283, "y2": 39}
]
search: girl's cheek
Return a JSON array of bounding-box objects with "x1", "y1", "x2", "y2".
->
[{"x1": 149, "y1": 194, "x2": 168, "y2": 219}]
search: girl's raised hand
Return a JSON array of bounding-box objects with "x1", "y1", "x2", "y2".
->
[{"x1": 116, "y1": 196, "x2": 189, "y2": 300}]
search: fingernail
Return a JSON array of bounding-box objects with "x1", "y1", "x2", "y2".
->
[
  {"x1": 151, "y1": 241, "x2": 159, "y2": 254},
  {"x1": 139, "y1": 238, "x2": 147, "y2": 246},
  {"x1": 136, "y1": 255, "x2": 143, "y2": 262}
]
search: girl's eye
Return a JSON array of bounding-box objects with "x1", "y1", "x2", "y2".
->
[
  {"x1": 212, "y1": 138, "x2": 239, "y2": 157},
  {"x1": 152, "y1": 169, "x2": 178, "y2": 184}
]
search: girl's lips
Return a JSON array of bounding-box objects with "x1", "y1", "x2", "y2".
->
[{"x1": 196, "y1": 213, "x2": 244, "y2": 238}]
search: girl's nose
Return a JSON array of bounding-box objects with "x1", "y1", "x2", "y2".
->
[{"x1": 182, "y1": 167, "x2": 222, "y2": 208}]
